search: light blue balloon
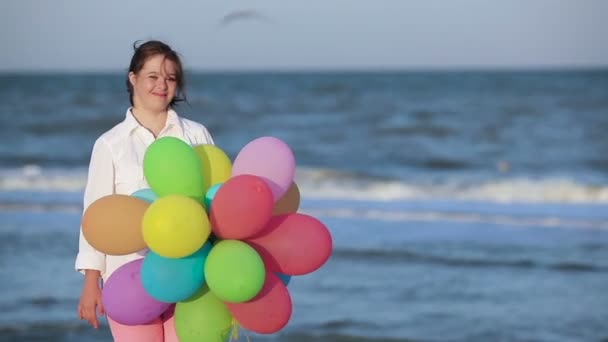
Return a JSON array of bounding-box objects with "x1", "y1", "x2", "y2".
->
[
  {"x1": 131, "y1": 188, "x2": 158, "y2": 203},
  {"x1": 141, "y1": 242, "x2": 212, "y2": 303},
  {"x1": 204, "y1": 183, "x2": 222, "y2": 210},
  {"x1": 276, "y1": 272, "x2": 291, "y2": 287}
]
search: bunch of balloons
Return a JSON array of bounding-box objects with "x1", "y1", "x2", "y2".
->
[{"x1": 81, "y1": 136, "x2": 333, "y2": 341}]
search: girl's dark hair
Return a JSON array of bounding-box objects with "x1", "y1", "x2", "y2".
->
[{"x1": 126, "y1": 40, "x2": 186, "y2": 107}]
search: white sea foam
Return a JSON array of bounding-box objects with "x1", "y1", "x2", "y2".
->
[
  {"x1": 300, "y1": 207, "x2": 608, "y2": 230},
  {"x1": 0, "y1": 165, "x2": 86, "y2": 192},
  {"x1": 294, "y1": 168, "x2": 608, "y2": 204},
  {"x1": 1, "y1": 165, "x2": 608, "y2": 204}
]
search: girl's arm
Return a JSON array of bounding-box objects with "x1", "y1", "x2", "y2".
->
[{"x1": 76, "y1": 137, "x2": 114, "y2": 329}]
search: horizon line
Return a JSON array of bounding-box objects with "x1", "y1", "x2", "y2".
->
[{"x1": 1, "y1": 64, "x2": 607, "y2": 75}]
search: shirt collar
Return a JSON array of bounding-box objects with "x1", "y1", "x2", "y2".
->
[
  {"x1": 165, "y1": 108, "x2": 184, "y2": 137},
  {"x1": 123, "y1": 107, "x2": 184, "y2": 137},
  {"x1": 123, "y1": 108, "x2": 140, "y2": 134}
]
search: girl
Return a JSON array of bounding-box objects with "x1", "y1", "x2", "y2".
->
[{"x1": 75, "y1": 40, "x2": 214, "y2": 342}]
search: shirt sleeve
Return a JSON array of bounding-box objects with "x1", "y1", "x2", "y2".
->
[
  {"x1": 74, "y1": 137, "x2": 114, "y2": 275},
  {"x1": 202, "y1": 126, "x2": 215, "y2": 145}
]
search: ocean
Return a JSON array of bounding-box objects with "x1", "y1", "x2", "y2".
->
[{"x1": 0, "y1": 70, "x2": 607, "y2": 342}]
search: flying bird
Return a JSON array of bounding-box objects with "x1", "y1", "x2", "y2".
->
[{"x1": 218, "y1": 9, "x2": 272, "y2": 27}]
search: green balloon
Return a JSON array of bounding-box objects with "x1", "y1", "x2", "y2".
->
[
  {"x1": 204, "y1": 240, "x2": 266, "y2": 303},
  {"x1": 175, "y1": 286, "x2": 233, "y2": 342},
  {"x1": 143, "y1": 137, "x2": 204, "y2": 200}
]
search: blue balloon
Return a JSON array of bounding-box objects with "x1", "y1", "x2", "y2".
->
[
  {"x1": 131, "y1": 188, "x2": 158, "y2": 203},
  {"x1": 276, "y1": 273, "x2": 291, "y2": 286},
  {"x1": 204, "y1": 183, "x2": 223, "y2": 210},
  {"x1": 141, "y1": 242, "x2": 212, "y2": 303}
]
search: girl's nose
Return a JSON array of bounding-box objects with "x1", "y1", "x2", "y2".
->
[{"x1": 157, "y1": 78, "x2": 168, "y2": 89}]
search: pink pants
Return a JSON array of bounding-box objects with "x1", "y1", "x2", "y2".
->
[{"x1": 107, "y1": 305, "x2": 178, "y2": 342}]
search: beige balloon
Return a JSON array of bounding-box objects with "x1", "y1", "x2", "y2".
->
[
  {"x1": 272, "y1": 182, "x2": 300, "y2": 215},
  {"x1": 82, "y1": 194, "x2": 149, "y2": 255}
]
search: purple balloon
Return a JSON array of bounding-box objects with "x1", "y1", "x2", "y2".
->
[
  {"x1": 102, "y1": 259, "x2": 171, "y2": 326},
  {"x1": 231, "y1": 137, "x2": 295, "y2": 201}
]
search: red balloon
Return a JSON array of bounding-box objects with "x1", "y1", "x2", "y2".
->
[
  {"x1": 247, "y1": 214, "x2": 332, "y2": 275},
  {"x1": 226, "y1": 273, "x2": 292, "y2": 334},
  {"x1": 210, "y1": 175, "x2": 273, "y2": 240}
]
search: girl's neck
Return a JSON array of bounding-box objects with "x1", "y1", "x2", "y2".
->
[{"x1": 131, "y1": 106, "x2": 168, "y2": 138}]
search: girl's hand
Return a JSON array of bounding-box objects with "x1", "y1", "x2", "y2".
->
[{"x1": 78, "y1": 270, "x2": 104, "y2": 329}]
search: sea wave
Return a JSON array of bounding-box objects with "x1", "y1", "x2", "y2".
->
[
  {"x1": 0, "y1": 165, "x2": 86, "y2": 192},
  {"x1": 301, "y1": 207, "x2": 608, "y2": 230},
  {"x1": 331, "y1": 247, "x2": 608, "y2": 273},
  {"x1": 295, "y1": 168, "x2": 608, "y2": 204},
  {"x1": 1, "y1": 165, "x2": 608, "y2": 204},
  {"x1": 277, "y1": 331, "x2": 423, "y2": 342},
  {"x1": 0, "y1": 321, "x2": 110, "y2": 342},
  {"x1": 0, "y1": 321, "x2": 416, "y2": 342}
]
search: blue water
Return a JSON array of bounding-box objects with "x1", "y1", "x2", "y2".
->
[{"x1": 0, "y1": 70, "x2": 607, "y2": 341}]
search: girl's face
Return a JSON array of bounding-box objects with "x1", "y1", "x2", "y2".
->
[{"x1": 128, "y1": 54, "x2": 177, "y2": 113}]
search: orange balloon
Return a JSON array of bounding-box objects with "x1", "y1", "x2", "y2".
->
[
  {"x1": 82, "y1": 195, "x2": 149, "y2": 255},
  {"x1": 272, "y1": 182, "x2": 300, "y2": 215}
]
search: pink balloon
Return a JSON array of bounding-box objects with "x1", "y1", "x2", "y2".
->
[
  {"x1": 102, "y1": 259, "x2": 171, "y2": 326},
  {"x1": 226, "y1": 273, "x2": 292, "y2": 334},
  {"x1": 247, "y1": 214, "x2": 333, "y2": 275},
  {"x1": 231, "y1": 137, "x2": 295, "y2": 201},
  {"x1": 210, "y1": 175, "x2": 274, "y2": 240}
]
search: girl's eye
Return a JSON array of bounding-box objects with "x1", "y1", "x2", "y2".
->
[
  {"x1": 149, "y1": 76, "x2": 158, "y2": 79},
  {"x1": 167, "y1": 78, "x2": 176, "y2": 82}
]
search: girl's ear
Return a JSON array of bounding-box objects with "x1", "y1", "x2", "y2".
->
[{"x1": 128, "y1": 72, "x2": 136, "y2": 87}]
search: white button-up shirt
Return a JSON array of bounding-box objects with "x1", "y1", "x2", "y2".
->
[{"x1": 75, "y1": 108, "x2": 214, "y2": 280}]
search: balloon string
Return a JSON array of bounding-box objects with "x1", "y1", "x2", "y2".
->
[{"x1": 224, "y1": 318, "x2": 251, "y2": 342}]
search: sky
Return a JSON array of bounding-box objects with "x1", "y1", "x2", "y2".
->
[{"x1": 1, "y1": 0, "x2": 607, "y2": 71}]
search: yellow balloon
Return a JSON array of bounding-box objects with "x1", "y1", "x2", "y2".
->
[
  {"x1": 142, "y1": 195, "x2": 210, "y2": 258},
  {"x1": 194, "y1": 144, "x2": 232, "y2": 195}
]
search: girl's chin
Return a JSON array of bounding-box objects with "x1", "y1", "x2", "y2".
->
[
  {"x1": 139, "y1": 105, "x2": 169, "y2": 113},
  {"x1": 144, "y1": 99, "x2": 171, "y2": 110}
]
